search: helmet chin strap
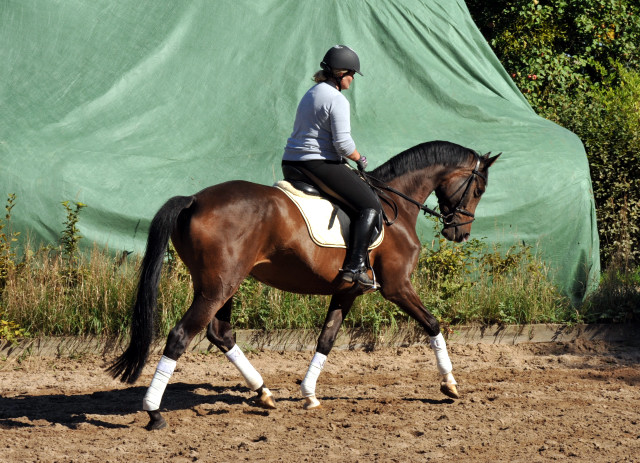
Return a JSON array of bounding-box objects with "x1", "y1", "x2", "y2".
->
[
  {"x1": 331, "y1": 76, "x2": 344, "y2": 92},
  {"x1": 325, "y1": 67, "x2": 344, "y2": 92}
]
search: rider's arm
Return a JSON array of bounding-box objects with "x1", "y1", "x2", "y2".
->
[{"x1": 346, "y1": 149, "x2": 363, "y2": 161}]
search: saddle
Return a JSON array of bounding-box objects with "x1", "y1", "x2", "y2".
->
[{"x1": 276, "y1": 165, "x2": 384, "y2": 249}]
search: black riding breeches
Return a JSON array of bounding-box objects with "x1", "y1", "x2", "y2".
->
[{"x1": 282, "y1": 159, "x2": 380, "y2": 217}]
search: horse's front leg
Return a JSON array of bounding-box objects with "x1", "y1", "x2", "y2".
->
[
  {"x1": 206, "y1": 298, "x2": 275, "y2": 409},
  {"x1": 301, "y1": 292, "x2": 357, "y2": 409},
  {"x1": 381, "y1": 282, "x2": 459, "y2": 399}
]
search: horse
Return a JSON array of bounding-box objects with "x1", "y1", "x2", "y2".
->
[{"x1": 108, "y1": 140, "x2": 500, "y2": 430}]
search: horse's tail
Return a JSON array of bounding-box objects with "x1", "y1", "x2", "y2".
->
[{"x1": 107, "y1": 195, "x2": 196, "y2": 384}]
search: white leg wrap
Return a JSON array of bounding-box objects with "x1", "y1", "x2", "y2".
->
[
  {"x1": 142, "y1": 355, "x2": 176, "y2": 411},
  {"x1": 300, "y1": 352, "x2": 327, "y2": 398},
  {"x1": 430, "y1": 333, "x2": 453, "y2": 376},
  {"x1": 225, "y1": 344, "x2": 264, "y2": 391}
]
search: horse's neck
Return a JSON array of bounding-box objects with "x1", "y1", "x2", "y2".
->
[{"x1": 388, "y1": 166, "x2": 445, "y2": 206}]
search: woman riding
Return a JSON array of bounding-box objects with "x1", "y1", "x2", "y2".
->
[{"x1": 282, "y1": 45, "x2": 380, "y2": 287}]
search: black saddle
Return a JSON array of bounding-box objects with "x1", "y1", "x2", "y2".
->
[
  {"x1": 281, "y1": 164, "x2": 383, "y2": 245},
  {"x1": 281, "y1": 164, "x2": 323, "y2": 196}
]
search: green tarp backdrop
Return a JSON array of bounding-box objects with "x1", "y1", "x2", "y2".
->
[{"x1": 1, "y1": 0, "x2": 599, "y2": 303}]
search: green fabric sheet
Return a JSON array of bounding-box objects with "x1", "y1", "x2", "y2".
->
[{"x1": 0, "y1": 0, "x2": 599, "y2": 302}]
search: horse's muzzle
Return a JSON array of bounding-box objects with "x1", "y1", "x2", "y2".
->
[{"x1": 441, "y1": 225, "x2": 470, "y2": 243}]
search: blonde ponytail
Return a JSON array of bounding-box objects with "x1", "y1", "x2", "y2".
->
[{"x1": 313, "y1": 69, "x2": 349, "y2": 84}]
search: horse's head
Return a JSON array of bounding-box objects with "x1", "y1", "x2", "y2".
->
[{"x1": 435, "y1": 151, "x2": 500, "y2": 242}]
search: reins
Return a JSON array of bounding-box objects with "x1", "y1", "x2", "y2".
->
[{"x1": 359, "y1": 153, "x2": 486, "y2": 229}]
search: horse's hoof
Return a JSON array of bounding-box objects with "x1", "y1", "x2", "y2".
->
[
  {"x1": 303, "y1": 396, "x2": 321, "y2": 410},
  {"x1": 256, "y1": 387, "x2": 277, "y2": 409},
  {"x1": 440, "y1": 381, "x2": 459, "y2": 399},
  {"x1": 145, "y1": 411, "x2": 167, "y2": 431}
]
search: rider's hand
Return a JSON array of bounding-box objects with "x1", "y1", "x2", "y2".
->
[{"x1": 356, "y1": 155, "x2": 368, "y2": 171}]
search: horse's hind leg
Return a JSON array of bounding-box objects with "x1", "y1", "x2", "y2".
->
[
  {"x1": 143, "y1": 292, "x2": 225, "y2": 430},
  {"x1": 205, "y1": 298, "x2": 275, "y2": 409},
  {"x1": 300, "y1": 292, "x2": 357, "y2": 410}
]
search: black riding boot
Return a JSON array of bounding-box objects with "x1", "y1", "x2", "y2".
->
[{"x1": 342, "y1": 208, "x2": 379, "y2": 287}]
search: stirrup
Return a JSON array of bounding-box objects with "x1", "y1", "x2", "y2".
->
[
  {"x1": 342, "y1": 266, "x2": 370, "y2": 283},
  {"x1": 341, "y1": 266, "x2": 379, "y2": 292}
]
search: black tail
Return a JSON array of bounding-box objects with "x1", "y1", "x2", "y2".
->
[{"x1": 107, "y1": 195, "x2": 195, "y2": 383}]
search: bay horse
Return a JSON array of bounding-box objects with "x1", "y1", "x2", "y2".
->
[{"x1": 108, "y1": 140, "x2": 500, "y2": 430}]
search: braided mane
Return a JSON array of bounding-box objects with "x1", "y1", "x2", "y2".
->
[{"x1": 371, "y1": 140, "x2": 476, "y2": 183}]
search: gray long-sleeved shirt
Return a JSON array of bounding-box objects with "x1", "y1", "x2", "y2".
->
[{"x1": 283, "y1": 82, "x2": 356, "y2": 161}]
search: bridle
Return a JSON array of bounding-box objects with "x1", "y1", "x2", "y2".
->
[
  {"x1": 360, "y1": 153, "x2": 486, "y2": 229},
  {"x1": 436, "y1": 155, "x2": 486, "y2": 229}
]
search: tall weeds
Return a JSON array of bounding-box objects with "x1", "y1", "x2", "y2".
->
[
  {"x1": 1, "y1": 194, "x2": 635, "y2": 343},
  {"x1": 580, "y1": 262, "x2": 640, "y2": 323},
  {"x1": 2, "y1": 243, "x2": 136, "y2": 336},
  {"x1": 1, "y1": 234, "x2": 573, "y2": 340},
  {"x1": 0, "y1": 194, "x2": 19, "y2": 295}
]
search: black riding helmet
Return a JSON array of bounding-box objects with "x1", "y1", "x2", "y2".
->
[{"x1": 320, "y1": 45, "x2": 363, "y2": 76}]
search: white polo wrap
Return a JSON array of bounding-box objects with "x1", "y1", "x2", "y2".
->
[
  {"x1": 300, "y1": 352, "x2": 327, "y2": 398},
  {"x1": 225, "y1": 344, "x2": 264, "y2": 391},
  {"x1": 142, "y1": 355, "x2": 176, "y2": 411},
  {"x1": 430, "y1": 333, "x2": 453, "y2": 375}
]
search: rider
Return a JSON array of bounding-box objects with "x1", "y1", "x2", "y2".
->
[{"x1": 282, "y1": 45, "x2": 380, "y2": 287}]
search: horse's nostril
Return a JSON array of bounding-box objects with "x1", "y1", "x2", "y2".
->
[{"x1": 462, "y1": 233, "x2": 470, "y2": 242}]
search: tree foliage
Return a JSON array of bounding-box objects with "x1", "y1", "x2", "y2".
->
[
  {"x1": 554, "y1": 66, "x2": 640, "y2": 265},
  {"x1": 467, "y1": 0, "x2": 640, "y2": 108},
  {"x1": 466, "y1": 0, "x2": 640, "y2": 267}
]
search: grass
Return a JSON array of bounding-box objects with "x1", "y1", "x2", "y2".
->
[
  {"x1": 580, "y1": 263, "x2": 640, "y2": 323},
  {"x1": 0, "y1": 195, "x2": 637, "y2": 343},
  {"x1": 1, "y1": 244, "x2": 136, "y2": 337},
  {"x1": 0, "y1": 235, "x2": 579, "y2": 343}
]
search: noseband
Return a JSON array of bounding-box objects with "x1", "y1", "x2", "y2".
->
[{"x1": 360, "y1": 154, "x2": 486, "y2": 228}]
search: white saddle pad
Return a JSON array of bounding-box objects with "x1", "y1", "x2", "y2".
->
[{"x1": 274, "y1": 180, "x2": 384, "y2": 249}]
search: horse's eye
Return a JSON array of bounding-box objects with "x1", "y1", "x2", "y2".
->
[{"x1": 474, "y1": 188, "x2": 485, "y2": 198}]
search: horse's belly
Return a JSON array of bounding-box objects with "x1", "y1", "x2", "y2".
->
[{"x1": 250, "y1": 259, "x2": 343, "y2": 296}]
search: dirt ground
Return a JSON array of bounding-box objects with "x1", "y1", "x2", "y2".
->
[{"x1": 1, "y1": 338, "x2": 639, "y2": 463}]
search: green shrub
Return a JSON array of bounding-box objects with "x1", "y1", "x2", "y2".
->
[
  {"x1": 466, "y1": 0, "x2": 640, "y2": 269},
  {"x1": 550, "y1": 66, "x2": 640, "y2": 266},
  {"x1": 0, "y1": 316, "x2": 29, "y2": 344},
  {"x1": 467, "y1": 0, "x2": 640, "y2": 110},
  {"x1": 413, "y1": 235, "x2": 572, "y2": 326},
  {"x1": 580, "y1": 263, "x2": 640, "y2": 322}
]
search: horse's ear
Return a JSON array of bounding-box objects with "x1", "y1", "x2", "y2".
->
[{"x1": 483, "y1": 152, "x2": 501, "y2": 169}]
